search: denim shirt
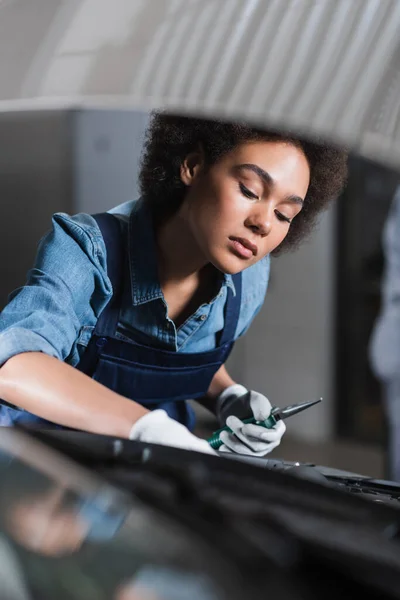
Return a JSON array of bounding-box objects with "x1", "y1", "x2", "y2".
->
[{"x1": 0, "y1": 198, "x2": 270, "y2": 368}]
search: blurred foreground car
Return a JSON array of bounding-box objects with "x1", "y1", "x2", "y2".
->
[
  {"x1": 1, "y1": 427, "x2": 400, "y2": 600},
  {"x1": 1, "y1": 0, "x2": 400, "y2": 597}
]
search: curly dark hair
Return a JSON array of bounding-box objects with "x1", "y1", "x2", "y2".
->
[{"x1": 139, "y1": 112, "x2": 348, "y2": 254}]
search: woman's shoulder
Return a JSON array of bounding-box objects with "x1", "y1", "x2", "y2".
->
[
  {"x1": 108, "y1": 198, "x2": 138, "y2": 221},
  {"x1": 233, "y1": 256, "x2": 270, "y2": 337},
  {"x1": 240, "y1": 255, "x2": 270, "y2": 293},
  {"x1": 35, "y1": 202, "x2": 136, "y2": 294},
  {"x1": 236, "y1": 255, "x2": 270, "y2": 321},
  {"x1": 48, "y1": 198, "x2": 140, "y2": 255}
]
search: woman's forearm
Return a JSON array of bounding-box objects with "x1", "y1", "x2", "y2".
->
[
  {"x1": 195, "y1": 364, "x2": 236, "y2": 415},
  {"x1": 206, "y1": 364, "x2": 236, "y2": 399},
  {"x1": 0, "y1": 352, "x2": 148, "y2": 437}
]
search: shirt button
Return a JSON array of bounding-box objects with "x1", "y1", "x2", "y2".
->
[
  {"x1": 199, "y1": 314, "x2": 207, "y2": 321},
  {"x1": 96, "y1": 337, "x2": 107, "y2": 347}
]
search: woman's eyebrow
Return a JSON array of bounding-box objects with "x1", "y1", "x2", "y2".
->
[{"x1": 235, "y1": 163, "x2": 304, "y2": 205}]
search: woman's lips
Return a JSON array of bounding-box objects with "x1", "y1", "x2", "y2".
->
[{"x1": 228, "y1": 237, "x2": 255, "y2": 259}]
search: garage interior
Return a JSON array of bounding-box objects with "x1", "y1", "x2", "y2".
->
[{"x1": 1, "y1": 108, "x2": 397, "y2": 479}]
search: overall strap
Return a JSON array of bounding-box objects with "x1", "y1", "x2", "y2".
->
[
  {"x1": 217, "y1": 272, "x2": 242, "y2": 346},
  {"x1": 93, "y1": 210, "x2": 242, "y2": 346},
  {"x1": 92, "y1": 213, "x2": 125, "y2": 337}
]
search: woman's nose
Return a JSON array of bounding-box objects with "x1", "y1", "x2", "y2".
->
[{"x1": 245, "y1": 207, "x2": 273, "y2": 236}]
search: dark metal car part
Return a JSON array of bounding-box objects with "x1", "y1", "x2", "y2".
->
[{"x1": 7, "y1": 427, "x2": 399, "y2": 600}]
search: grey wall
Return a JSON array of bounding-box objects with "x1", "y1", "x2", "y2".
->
[
  {"x1": 0, "y1": 110, "x2": 72, "y2": 308},
  {"x1": 73, "y1": 109, "x2": 149, "y2": 213}
]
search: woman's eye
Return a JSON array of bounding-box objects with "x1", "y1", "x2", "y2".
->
[
  {"x1": 275, "y1": 210, "x2": 292, "y2": 224},
  {"x1": 239, "y1": 182, "x2": 258, "y2": 200}
]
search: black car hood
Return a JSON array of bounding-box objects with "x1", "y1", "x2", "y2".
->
[{"x1": 1, "y1": 428, "x2": 400, "y2": 600}]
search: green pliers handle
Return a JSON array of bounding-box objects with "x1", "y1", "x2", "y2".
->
[{"x1": 208, "y1": 413, "x2": 278, "y2": 449}]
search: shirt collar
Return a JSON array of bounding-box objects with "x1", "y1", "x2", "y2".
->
[
  {"x1": 222, "y1": 273, "x2": 236, "y2": 296},
  {"x1": 128, "y1": 198, "x2": 164, "y2": 305},
  {"x1": 128, "y1": 198, "x2": 236, "y2": 305}
]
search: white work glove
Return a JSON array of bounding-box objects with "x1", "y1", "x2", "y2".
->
[
  {"x1": 217, "y1": 384, "x2": 286, "y2": 457},
  {"x1": 129, "y1": 409, "x2": 216, "y2": 455}
]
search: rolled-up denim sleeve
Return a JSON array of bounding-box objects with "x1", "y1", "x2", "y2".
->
[{"x1": 0, "y1": 212, "x2": 112, "y2": 367}]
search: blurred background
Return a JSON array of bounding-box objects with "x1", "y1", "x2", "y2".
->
[{"x1": 1, "y1": 106, "x2": 398, "y2": 478}]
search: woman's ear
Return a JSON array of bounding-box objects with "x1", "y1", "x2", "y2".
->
[{"x1": 180, "y1": 147, "x2": 204, "y2": 186}]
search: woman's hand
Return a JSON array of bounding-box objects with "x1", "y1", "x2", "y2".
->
[
  {"x1": 129, "y1": 409, "x2": 217, "y2": 455},
  {"x1": 217, "y1": 386, "x2": 286, "y2": 456}
]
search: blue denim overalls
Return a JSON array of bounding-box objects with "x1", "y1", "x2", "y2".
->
[{"x1": 0, "y1": 212, "x2": 241, "y2": 431}]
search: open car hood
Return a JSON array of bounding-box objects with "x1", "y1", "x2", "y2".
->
[
  {"x1": 1, "y1": 427, "x2": 400, "y2": 599},
  {"x1": 0, "y1": 0, "x2": 400, "y2": 169}
]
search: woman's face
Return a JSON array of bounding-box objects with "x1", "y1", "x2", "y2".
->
[{"x1": 181, "y1": 140, "x2": 310, "y2": 274}]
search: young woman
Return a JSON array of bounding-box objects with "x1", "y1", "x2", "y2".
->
[{"x1": 0, "y1": 113, "x2": 348, "y2": 456}]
